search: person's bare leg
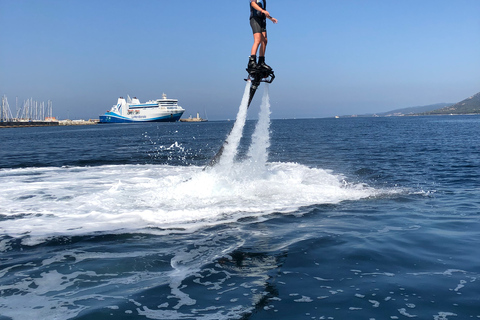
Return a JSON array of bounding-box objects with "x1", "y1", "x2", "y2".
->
[
  {"x1": 258, "y1": 32, "x2": 272, "y2": 71},
  {"x1": 251, "y1": 32, "x2": 263, "y2": 56},
  {"x1": 259, "y1": 32, "x2": 268, "y2": 56}
]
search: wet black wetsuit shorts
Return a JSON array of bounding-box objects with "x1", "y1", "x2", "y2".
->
[
  {"x1": 250, "y1": 0, "x2": 267, "y2": 34},
  {"x1": 250, "y1": 16, "x2": 266, "y2": 34}
]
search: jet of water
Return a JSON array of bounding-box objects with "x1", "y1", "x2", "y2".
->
[
  {"x1": 247, "y1": 83, "x2": 271, "y2": 171},
  {"x1": 217, "y1": 81, "x2": 252, "y2": 168}
]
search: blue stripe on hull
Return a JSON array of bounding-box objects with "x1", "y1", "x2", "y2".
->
[{"x1": 99, "y1": 112, "x2": 183, "y2": 123}]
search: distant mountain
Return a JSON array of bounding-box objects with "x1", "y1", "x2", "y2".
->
[
  {"x1": 423, "y1": 92, "x2": 480, "y2": 115},
  {"x1": 341, "y1": 103, "x2": 452, "y2": 118},
  {"x1": 339, "y1": 91, "x2": 480, "y2": 118},
  {"x1": 378, "y1": 103, "x2": 452, "y2": 116}
]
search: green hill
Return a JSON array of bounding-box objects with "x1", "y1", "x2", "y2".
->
[{"x1": 424, "y1": 92, "x2": 480, "y2": 115}]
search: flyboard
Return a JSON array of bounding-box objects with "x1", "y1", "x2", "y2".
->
[{"x1": 205, "y1": 65, "x2": 275, "y2": 168}]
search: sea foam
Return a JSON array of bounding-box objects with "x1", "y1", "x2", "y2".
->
[
  {"x1": 0, "y1": 160, "x2": 378, "y2": 246},
  {"x1": 0, "y1": 85, "x2": 380, "y2": 246}
]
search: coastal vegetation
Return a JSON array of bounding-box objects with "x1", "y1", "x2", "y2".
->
[{"x1": 420, "y1": 91, "x2": 480, "y2": 115}]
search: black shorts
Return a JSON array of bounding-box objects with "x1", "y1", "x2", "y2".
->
[{"x1": 250, "y1": 17, "x2": 266, "y2": 34}]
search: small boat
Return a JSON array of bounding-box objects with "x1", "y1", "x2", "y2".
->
[
  {"x1": 99, "y1": 94, "x2": 185, "y2": 123},
  {"x1": 179, "y1": 112, "x2": 208, "y2": 122}
]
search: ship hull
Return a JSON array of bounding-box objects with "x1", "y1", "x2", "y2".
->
[{"x1": 99, "y1": 112, "x2": 183, "y2": 123}]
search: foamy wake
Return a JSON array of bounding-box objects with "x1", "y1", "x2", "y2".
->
[
  {"x1": 0, "y1": 161, "x2": 379, "y2": 246},
  {"x1": 0, "y1": 85, "x2": 387, "y2": 246}
]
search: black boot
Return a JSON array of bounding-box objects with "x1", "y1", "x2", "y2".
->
[
  {"x1": 258, "y1": 56, "x2": 272, "y2": 71},
  {"x1": 247, "y1": 55, "x2": 257, "y2": 71}
]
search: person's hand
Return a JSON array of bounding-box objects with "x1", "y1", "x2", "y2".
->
[{"x1": 271, "y1": 17, "x2": 278, "y2": 24}]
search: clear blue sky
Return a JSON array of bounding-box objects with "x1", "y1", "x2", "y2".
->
[{"x1": 1, "y1": 0, "x2": 479, "y2": 120}]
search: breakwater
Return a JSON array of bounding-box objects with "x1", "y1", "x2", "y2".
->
[
  {"x1": 0, "y1": 121, "x2": 59, "y2": 128},
  {"x1": 1, "y1": 119, "x2": 99, "y2": 128}
]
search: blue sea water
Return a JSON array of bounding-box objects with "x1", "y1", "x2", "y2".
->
[{"x1": 1, "y1": 111, "x2": 480, "y2": 319}]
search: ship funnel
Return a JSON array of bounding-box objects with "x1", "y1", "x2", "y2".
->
[{"x1": 115, "y1": 97, "x2": 127, "y2": 114}]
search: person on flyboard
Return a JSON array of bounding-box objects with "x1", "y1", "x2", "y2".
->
[
  {"x1": 205, "y1": 1, "x2": 278, "y2": 169},
  {"x1": 247, "y1": 0, "x2": 278, "y2": 73}
]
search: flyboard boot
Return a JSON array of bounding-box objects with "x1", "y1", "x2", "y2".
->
[
  {"x1": 245, "y1": 54, "x2": 275, "y2": 91},
  {"x1": 257, "y1": 56, "x2": 273, "y2": 72},
  {"x1": 247, "y1": 55, "x2": 258, "y2": 74}
]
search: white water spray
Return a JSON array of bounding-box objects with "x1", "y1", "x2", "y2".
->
[
  {"x1": 217, "y1": 82, "x2": 251, "y2": 168},
  {"x1": 247, "y1": 84, "x2": 271, "y2": 170},
  {"x1": 217, "y1": 81, "x2": 271, "y2": 173}
]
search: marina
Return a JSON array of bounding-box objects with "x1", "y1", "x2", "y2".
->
[{"x1": 1, "y1": 95, "x2": 58, "y2": 127}]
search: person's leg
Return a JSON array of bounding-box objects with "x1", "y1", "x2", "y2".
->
[
  {"x1": 258, "y1": 31, "x2": 267, "y2": 56},
  {"x1": 251, "y1": 32, "x2": 263, "y2": 56},
  {"x1": 249, "y1": 18, "x2": 264, "y2": 70},
  {"x1": 257, "y1": 32, "x2": 272, "y2": 71}
]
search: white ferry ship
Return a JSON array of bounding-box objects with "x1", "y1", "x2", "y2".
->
[{"x1": 99, "y1": 94, "x2": 185, "y2": 123}]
